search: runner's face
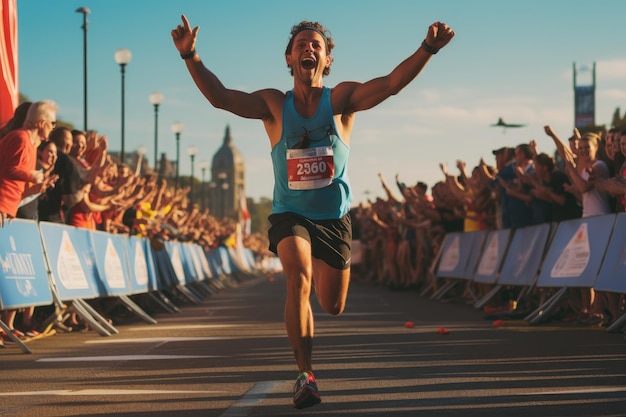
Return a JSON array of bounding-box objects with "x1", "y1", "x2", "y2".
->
[{"x1": 287, "y1": 30, "x2": 329, "y2": 80}]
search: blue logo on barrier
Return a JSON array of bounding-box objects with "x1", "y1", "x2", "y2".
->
[{"x1": 0, "y1": 219, "x2": 52, "y2": 309}]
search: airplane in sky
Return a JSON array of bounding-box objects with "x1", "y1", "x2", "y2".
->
[{"x1": 491, "y1": 117, "x2": 526, "y2": 128}]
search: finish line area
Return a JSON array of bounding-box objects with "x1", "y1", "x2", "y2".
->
[{"x1": 1, "y1": 273, "x2": 626, "y2": 417}]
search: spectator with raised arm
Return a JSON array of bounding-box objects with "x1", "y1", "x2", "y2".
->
[
  {"x1": 495, "y1": 143, "x2": 534, "y2": 229},
  {"x1": 559, "y1": 130, "x2": 616, "y2": 325}
]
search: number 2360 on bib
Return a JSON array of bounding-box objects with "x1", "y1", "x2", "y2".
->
[{"x1": 286, "y1": 146, "x2": 335, "y2": 190}]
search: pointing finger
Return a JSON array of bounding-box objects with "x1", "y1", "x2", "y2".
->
[{"x1": 181, "y1": 14, "x2": 191, "y2": 31}]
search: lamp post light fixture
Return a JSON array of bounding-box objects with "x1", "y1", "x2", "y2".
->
[
  {"x1": 76, "y1": 7, "x2": 90, "y2": 131},
  {"x1": 187, "y1": 146, "x2": 199, "y2": 204},
  {"x1": 149, "y1": 92, "x2": 164, "y2": 172},
  {"x1": 171, "y1": 121, "x2": 184, "y2": 189},
  {"x1": 114, "y1": 48, "x2": 132, "y2": 164}
]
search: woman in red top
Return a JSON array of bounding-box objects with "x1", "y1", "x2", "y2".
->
[
  {"x1": 0, "y1": 100, "x2": 57, "y2": 225},
  {"x1": 0, "y1": 100, "x2": 57, "y2": 342}
]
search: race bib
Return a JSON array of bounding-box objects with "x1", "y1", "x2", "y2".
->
[{"x1": 286, "y1": 146, "x2": 335, "y2": 190}]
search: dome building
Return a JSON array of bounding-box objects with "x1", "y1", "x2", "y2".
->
[{"x1": 210, "y1": 125, "x2": 245, "y2": 219}]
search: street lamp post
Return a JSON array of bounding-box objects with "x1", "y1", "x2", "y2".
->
[
  {"x1": 218, "y1": 172, "x2": 228, "y2": 218},
  {"x1": 171, "y1": 121, "x2": 184, "y2": 189},
  {"x1": 114, "y1": 48, "x2": 132, "y2": 164},
  {"x1": 149, "y1": 92, "x2": 164, "y2": 172},
  {"x1": 76, "y1": 7, "x2": 90, "y2": 131},
  {"x1": 199, "y1": 161, "x2": 209, "y2": 209},
  {"x1": 187, "y1": 146, "x2": 199, "y2": 204},
  {"x1": 221, "y1": 182, "x2": 230, "y2": 218}
]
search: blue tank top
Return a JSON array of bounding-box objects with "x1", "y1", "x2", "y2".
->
[{"x1": 270, "y1": 87, "x2": 352, "y2": 220}]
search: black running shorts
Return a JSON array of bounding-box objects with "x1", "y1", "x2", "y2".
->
[{"x1": 268, "y1": 212, "x2": 352, "y2": 270}]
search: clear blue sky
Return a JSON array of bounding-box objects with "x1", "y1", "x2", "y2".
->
[{"x1": 16, "y1": 0, "x2": 626, "y2": 202}]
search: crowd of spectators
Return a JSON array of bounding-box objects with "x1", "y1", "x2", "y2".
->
[
  {"x1": 0, "y1": 100, "x2": 270, "y2": 344},
  {"x1": 351, "y1": 124, "x2": 626, "y2": 328},
  {"x1": 2, "y1": 100, "x2": 625, "y2": 342}
]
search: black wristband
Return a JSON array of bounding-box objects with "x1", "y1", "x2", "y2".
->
[
  {"x1": 421, "y1": 40, "x2": 439, "y2": 55},
  {"x1": 180, "y1": 50, "x2": 197, "y2": 60}
]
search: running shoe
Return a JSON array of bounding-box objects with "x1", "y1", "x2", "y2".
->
[{"x1": 293, "y1": 371, "x2": 321, "y2": 409}]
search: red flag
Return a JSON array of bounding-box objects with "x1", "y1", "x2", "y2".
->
[{"x1": 0, "y1": 0, "x2": 18, "y2": 127}]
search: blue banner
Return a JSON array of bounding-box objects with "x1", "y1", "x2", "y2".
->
[
  {"x1": 0, "y1": 219, "x2": 53, "y2": 309},
  {"x1": 206, "y1": 249, "x2": 224, "y2": 277},
  {"x1": 592, "y1": 213, "x2": 626, "y2": 293},
  {"x1": 498, "y1": 223, "x2": 553, "y2": 286},
  {"x1": 38, "y1": 222, "x2": 99, "y2": 300},
  {"x1": 125, "y1": 236, "x2": 153, "y2": 294},
  {"x1": 536, "y1": 215, "x2": 616, "y2": 288},
  {"x1": 89, "y1": 230, "x2": 131, "y2": 296},
  {"x1": 436, "y1": 230, "x2": 486, "y2": 279},
  {"x1": 217, "y1": 246, "x2": 235, "y2": 276},
  {"x1": 165, "y1": 241, "x2": 188, "y2": 285},
  {"x1": 182, "y1": 243, "x2": 206, "y2": 282},
  {"x1": 473, "y1": 229, "x2": 512, "y2": 284},
  {"x1": 191, "y1": 244, "x2": 213, "y2": 280},
  {"x1": 150, "y1": 242, "x2": 177, "y2": 289}
]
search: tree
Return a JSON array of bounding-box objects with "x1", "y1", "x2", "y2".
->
[
  {"x1": 611, "y1": 107, "x2": 621, "y2": 128},
  {"x1": 248, "y1": 197, "x2": 272, "y2": 235}
]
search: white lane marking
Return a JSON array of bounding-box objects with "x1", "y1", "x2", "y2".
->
[
  {"x1": 36, "y1": 354, "x2": 219, "y2": 362},
  {"x1": 335, "y1": 312, "x2": 402, "y2": 316},
  {"x1": 522, "y1": 387, "x2": 626, "y2": 395},
  {"x1": 0, "y1": 389, "x2": 219, "y2": 396},
  {"x1": 129, "y1": 324, "x2": 242, "y2": 331},
  {"x1": 218, "y1": 381, "x2": 290, "y2": 417},
  {"x1": 85, "y1": 337, "x2": 227, "y2": 344}
]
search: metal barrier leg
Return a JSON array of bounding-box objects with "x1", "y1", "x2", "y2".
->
[
  {"x1": 0, "y1": 319, "x2": 32, "y2": 354},
  {"x1": 148, "y1": 291, "x2": 180, "y2": 314},
  {"x1": 474, "y1": 285, "x2": 502, "y2": 310},
  {"x1": 431, "y1": 280, "x2": 458, "y2": 301},
  {"x1": 606, "y1": 312, "x2": 626, "y2": 333},
  {"x1": 117, "y1": 295, "x2": 157, "y2": 324},
  {"x1": 525, "y1": 287, "x2": 567, "y2": 324},
  {"x1": 175, "y1": 284, "x2": 202, "y2": 304},
  {"x1": 75, "y1": 299, "x2": 119, "y2": 334},
  {"x1": 419, "y1": 282, "x2": 433, "y2": 298},
  {"x1": 70, "y1": 301, "x2": 111, "y2": 336}
]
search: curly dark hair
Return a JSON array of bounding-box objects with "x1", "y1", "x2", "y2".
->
[{"x1": 285, "y1": 21, "x2": 334, "y2": 77}]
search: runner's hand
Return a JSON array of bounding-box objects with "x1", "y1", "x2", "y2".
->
[
  {"x1": 425, "y1": 22, "x2": 455, "y2": 49},
  {"x1": 171, "y1": 15, "x2": 199, "y2": 55}
]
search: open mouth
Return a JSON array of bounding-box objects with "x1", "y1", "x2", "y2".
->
[{"x1": 301, "y1": 57, "x2": 316, "y2": 70}]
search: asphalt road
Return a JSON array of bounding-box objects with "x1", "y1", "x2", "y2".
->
[{"x1": 1, "y1": 273, "x2": 625, "y2": 417}]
